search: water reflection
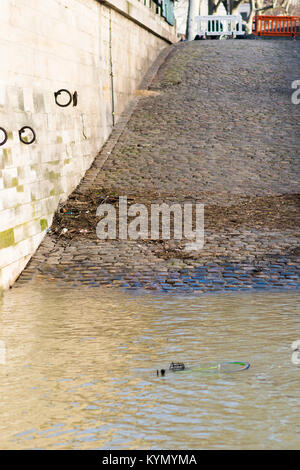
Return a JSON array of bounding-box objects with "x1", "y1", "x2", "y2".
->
[{"x1": 0, "y1": 284, "x2": 299, "y2": 449}]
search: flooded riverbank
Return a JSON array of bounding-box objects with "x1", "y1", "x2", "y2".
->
[{"x1": 0, "y1": 284, "x2": 299, "y2": 449}]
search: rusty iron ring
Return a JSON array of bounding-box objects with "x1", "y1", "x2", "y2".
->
[
  {"x1": 19, "y1": 126, "x2": 36, "y2": 145},
  {"x1": 0, "y1": 127, "x2": 8, "y2": 146},
  {"x1": 54, "y1": 89, "x2": 73, "y2": 107}
]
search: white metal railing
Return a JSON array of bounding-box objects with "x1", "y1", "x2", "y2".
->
[{"x1": 195, "y1": 15, "x2": 245, "y2": 37}]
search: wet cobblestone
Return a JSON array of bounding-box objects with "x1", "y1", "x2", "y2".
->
[{"x1": 15, "y1": 40, "x2": 300, "y2": 294}]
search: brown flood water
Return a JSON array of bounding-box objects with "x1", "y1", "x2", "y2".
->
[{"x1": 0, "y1": 284, "x2": 299, "y2": 449}]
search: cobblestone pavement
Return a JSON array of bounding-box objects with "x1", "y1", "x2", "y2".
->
[{"x1": 16, "y1": 40, "x2": 300, "y2": 293}]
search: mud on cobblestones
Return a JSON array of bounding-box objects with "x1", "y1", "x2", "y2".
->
[{"x1": 16, "y1": 40, "x2": 300, "y2": 294}]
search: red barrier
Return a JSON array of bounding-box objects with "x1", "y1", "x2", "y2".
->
[{"x1": 252, "y1": 15, "x2": 300, "y2": 37}]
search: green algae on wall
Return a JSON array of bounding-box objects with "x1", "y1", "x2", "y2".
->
[
  {"x1": 47, "y1": 170, "x2": 61, "y2": 181},
  {"x1": 0, "y1": 229, "x2": 15, "y2": 249},
  {"x1": 3, "y1": 148, "x2": 13, "y2": 167},
  {"x1": 11, "y1": 177, "x2": 18, "y2": 187},
  {"x1": 40, "y1": 219, "x2": 48, "y2": 231},
  {"x1": 3, "y1": 174, "x2": 18, "y2": 189}
]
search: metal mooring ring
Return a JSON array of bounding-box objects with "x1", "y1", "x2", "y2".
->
[
  {"x1": 54, "y1": 89, "x2": 73, "y2": 107},
  {"x1": 0, "y1": 127, "x2": 8, "y2": 146},
  {"x1": 73, "y1": 91, "x2": 78, "y2": 107},
  {"x1": 19, "y1": 126, "x2": 36, "y2": 145}
]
